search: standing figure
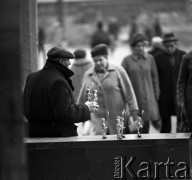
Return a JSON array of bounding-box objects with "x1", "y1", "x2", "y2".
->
[
  {"x1": 121, "y1": 33, "x2": 160, "y2": 133},
  {"x1": 77, "y1": 44, "x2": 139, "y2": 135},
  {"x1": 153, "y1": 16, "x2": 163, "y2": 38},
  {"x1": 136, "y1": 116, "x2": 143, "y2": 137},
  {"x1": 101, "y1": 118, "x2": 108, "y2": 139},
  {"x1": 24, "y1": 47, "x2": 98, "y2": 137},
  {"x1": 177, "y1": 51, "x2": 192, "y2": 132},
  {"x1": 38, "y1": 26, "x2": 46, "y2": 62},
  {"x1": 70, "y1": 49, "x2": 93, "y2": 102},
  {"x1": 120, "y1": 117, "x2": 125, "y2": 138},
  {"x1": 116, "y1": 117, "x2": 122, "y2": 140},
  {"x1": 128, "y1": 15, "x2": 139, "y2": 43},
  {"x1": 90, "y1": 21, "x2": 111, "y2": 48},
  {"x1": 154, "y1": 33, "x2": 186, "y2": 133}
]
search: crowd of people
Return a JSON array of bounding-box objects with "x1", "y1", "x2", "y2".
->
[{"x1": 24, "y1": 20, "x2": 192, "y2": 137}]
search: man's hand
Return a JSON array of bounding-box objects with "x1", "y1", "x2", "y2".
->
[{"x1": 85, "y1": 101, "x2": 99, "y2": 113}]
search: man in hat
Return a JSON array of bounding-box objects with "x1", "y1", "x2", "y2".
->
[
  {"x1": 24, "y1": 47, "x2": 98, "y2": 137},
  {"x1": 77, "y1": 44, "x2": 139, "y2": 135},
  {"x1": 154, "y1": 32, "x2": 186, "y2": 133}
]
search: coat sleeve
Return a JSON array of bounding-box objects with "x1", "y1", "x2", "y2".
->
[
  {"x1": 177, "y1": 56, "x2": 189, "y2": 106},
  {"x1": 150, "y1": 55, "x2": 160, "y2": 100},
  {"x1": 121, "y1": 57, "x2": 128, "y2": 75},
  {"x1": 116, "y1": 65, "x2": 138, "y2": 112},
  {"x1": 49, "y1": 80, "x2": 90, "y2": 124}
]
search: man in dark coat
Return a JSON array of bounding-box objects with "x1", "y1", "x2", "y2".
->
[
  {"x1": 24, "y1": 47, "x2": 98, "y2": 137},
  {"x1": 90, "y1": 21, "x2": 111, "y2": 48},
  {"x1": 154, "y1": 33, "x2": 186, "y2": 133},
  {"x1": 177, "y1": 51, "x2": 192, "y2": 132}
]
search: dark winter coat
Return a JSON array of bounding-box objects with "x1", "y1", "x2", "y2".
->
[
  {"x1": 177, "y1": 51, "x2": 192, "y2": 129},
  {"x1": 154, "y1": 48, "x2": 186, "y2": 118},
  {"x1": 24, "y1": 60, "x2": 90, "y2": 137},
  {"x1": 90, "y1": 30, "x2": 111, "y2": 48}
]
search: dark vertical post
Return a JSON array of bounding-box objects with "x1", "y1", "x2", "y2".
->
[
  {"x1": 0, "y1": 0, "x2": 37, "y2": 179},
  {"x1": 21, "y1": 0, "x2": 38, "y2": 88}
]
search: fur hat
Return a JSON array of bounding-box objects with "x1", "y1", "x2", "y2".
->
[{"x1": 91, "y1": 44, "x2": 109, "y2": 57}]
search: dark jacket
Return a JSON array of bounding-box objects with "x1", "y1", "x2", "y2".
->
[
  {"x1": 148, "y1": 47, "x2": 163, "y2": 57},
  {"x1": 154, "y1": 48, "x2": 186, "y2": 117},
  {"x1": 90, "y1": 30, "x2": 111, "y2": 48},
  {"x1": 177, "y1": 51, "x2": 192, "y2": 128},
  {"x1": 24, "y1": 60, "x2": 90, "y2": 137}
]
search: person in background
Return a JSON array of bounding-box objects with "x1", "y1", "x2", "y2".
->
[
  {"x1": 148, "y1": 36, "x2": 164, "y2": 57},
  {"x1": 121, "y1": 33, "x2": 160, "y2": 133},
  {"x1": 108, "y1": 17, "x2": 120, "y2": 53},
  {"x1": 154, "y1": 32, "x2": 186, "y2": 133},
  {"x1": 70, "y1": 49, "x2": 93, "y2": 102},
  {"x1": 24, "y1": 47, "x2": 98, "y2": 137},
  {"x1": 38, "y1": 26, "x2": 46, "y2": 61},
  {"x1": 153, "y1": 16, "x2": 163, "y2": 38},
  {"x1": 77, "y1": 44, "x2": 139, "y2": 135},
  {"x1": 128, "y1": 15, "x2": 139, "y2": 44},
  {"x1": 90, "y1": 21, "x2": 111, "y2": 48},
  {"x1": 177, "y1": 51, "x2": 192, "y2": 132}
]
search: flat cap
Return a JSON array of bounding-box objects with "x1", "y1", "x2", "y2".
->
[
  {"x1": 130, "y1": 33, "x2": 147, "y2": 47},
  {"x1": 91, "y1": 44, "x2": 108, "y2": 57},
  {"x1": 74, "y1": 49, "x2": 86, "y2": 59},
  {"x1": 47, "y1": 47, "x2": 75, "y2": 59}
]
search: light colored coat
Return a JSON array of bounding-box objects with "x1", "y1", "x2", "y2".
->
[
  {"x1": 77, "y1": 63, "x2": 138, "y2": 135},
  {"x1": 121, "y1": 53, "x2": 160, "y2": 121}
]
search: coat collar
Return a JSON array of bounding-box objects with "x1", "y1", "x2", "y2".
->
[
  {"x1": 86, "y1": 63, "x2": 116, "y2": 75},
  {"x1": 44, "y1": 60, "x2": 74, "y2": 79},
  {"x1": 132, "y1": 53, "x2": 147, "y2": 61},
  {"x1": 86, "y1": 63, "x2": 116, "y2": 84}
]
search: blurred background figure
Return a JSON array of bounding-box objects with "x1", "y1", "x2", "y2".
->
[
  {"x1": 128, "y1": 15, "x2": 139, "y2": 44},
  {"x1": 153, "y1": 16, "x2": 163, "y2": 38},
  {"x1": 154, "y1": 32, "x2": 186, "y2": 133},
  {"x1": 90, "y1": 21, "x2": 111, "y2": 49},
  {"x1": 177, "y1": 51, "x2": 192, "y2": 132},
  {"x1": 121, "y1": 33, "x2": 160, "y2": 133},
  {"x1": 108, "y1": 17, "x2": 120, "y2": 41},
  {"x1": 148, "y1": 36, "x2": 164, "y2": 57},
  {"x1": 108, "y1": 17, "x2": 120, "y2": 53},
  {"x1": 77, "y1": 44, "x2": 139, "y2": 135},
  {"x1": 38, "y1": 26, "x2": 46, "y2": 63},
  {"x1": 70, "y1": 49, "x2": 93, "y2": 102}
]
